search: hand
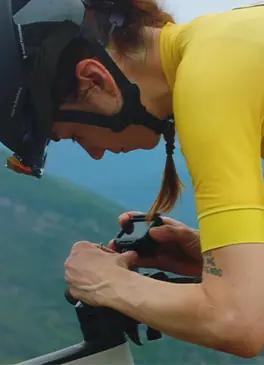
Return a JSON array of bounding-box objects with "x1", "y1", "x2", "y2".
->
[
  {"x1": 64, "y1": 241, "x2": 138, "y2": 306},
  {"x1": 109, "y1": 212, "x2": 202, "y2": 276}
]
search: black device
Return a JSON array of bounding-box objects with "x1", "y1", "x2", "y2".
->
[
  {"x1": 114, "y1": 214, "x2": 163, "y2": 257},
  {"x1": 65, "y1": 213, "x2": 202, "y2": 352},
  {"x1": 65, "y1": 270, "x2": 202, "y2": 353}
]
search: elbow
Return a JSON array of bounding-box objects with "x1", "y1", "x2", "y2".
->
[
  {"x1": 220, "y1": 332, "x2": 263, "y2": 358},
  {"x1": 215, "y1": 312, "x2": 264, "y2": 358}
]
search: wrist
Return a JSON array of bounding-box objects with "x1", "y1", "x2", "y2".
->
[{"x1": 93, "y1": 267, "x2": 136, "y2": 308}]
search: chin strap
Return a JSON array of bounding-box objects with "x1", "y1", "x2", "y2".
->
[{"x1": 55, "y1": 34, "x2": 171, "y2": 134}]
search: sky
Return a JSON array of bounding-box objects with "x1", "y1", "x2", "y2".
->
[
  {"x1": 161, "y1": 0, "x2": 254, "y2": 21},
  {"x1": 17, "y1": 0, "x2": 255, "y2": 24}
]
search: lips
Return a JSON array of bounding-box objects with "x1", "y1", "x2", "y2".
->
[{"x1": 109, "y1": 148, "x2": 126, "y2": 154}]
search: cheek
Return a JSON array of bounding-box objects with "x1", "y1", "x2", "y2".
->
[
  {"x1": 99, "y1": 131, "x2": 122, "y2": 148},
  {"x1": 53, "y1": 121, "x2": 83, "y2": 137},
  {"x1": 76, "y1": 137, "x2": 94, "y2": 153},
  {"x1": 77, "y1": 127, "x2": 123, "y2": 150}
]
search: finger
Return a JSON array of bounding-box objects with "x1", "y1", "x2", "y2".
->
[
  {"x1": 120, "y1": 251, "x2": 161, "y2": 270},
  {"x1": 118, "y1": 211, "x2": 143, "y2": 226},
  {"x1": 158, "y1": 216, "x2": 186, "y2": 227},
  {"x1": 72, "y1": 241, "x2": 95, "y2": 252},
  {"x1": 133, "y1": 256, "x2": 160, "y2": 269},
  {"x1": 98, "y1": 244, "x2": 116, "y2": 253},
  {"x1": 119, "y1": 250, "x2": 139, "y2": 269},
  {"x1": 65, "y1": 288, "x2": 78, "y2": 305},
  {"x1": 149, "y1": 224, "x2": 185, "y2": 243},
  {"x1": 68, "y1": 286, "x2": 83, "y2": 301}
]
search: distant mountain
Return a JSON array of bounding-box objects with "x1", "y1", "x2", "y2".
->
[
  {"x1": 0, "y1": 151, "x2": 124, "y2": 363},
  {"x1": 3, "y1": 2, "x2": 262, "y2": 365},
  {"x1": 0, "y1": 151, "x2": 257, "y2": 365}
]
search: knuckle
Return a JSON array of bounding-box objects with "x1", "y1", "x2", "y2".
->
[
  {"x1": 166, "y1": 225, "x2": 177, "y2": 235},
  {"x1": 72, "y1": 241, "x2": 88, "y2": 251},
  {"x1": 118, "y1": 213, "x2": 130, "y2": 224},
  {"x1": 64, "y1": 270, "x2": 71, "y2": 283},
  {"x1": 64, "y1": 259, "x2": 70, "y2": 270},
  {"x1": 68, "y1": 287, "x2": 78, "y2": 299},
  {"x1": 177, "y1": 225, "x2": 187, "y2": 233},
  {"x1": 119, "y1": 211, "x2": 143, "y2": 222},
  {"x1": 64, "y1": 272, "x2": 69, "y2": 282},
  {"x1": 72, "y1": 241, "x2": 83, "y2": 249}
]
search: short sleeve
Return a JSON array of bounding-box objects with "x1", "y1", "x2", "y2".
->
[{"x1": 174, "y1": 38, "x2": 264, "y2": 252}]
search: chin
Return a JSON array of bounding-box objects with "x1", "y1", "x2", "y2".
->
[{"x1": 88, "y1": 152, "x2": 105, "y2": 160}]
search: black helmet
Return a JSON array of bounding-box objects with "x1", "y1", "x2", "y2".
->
[
  {"x1": 0, "y1": 0, "x2": 82, "y2": 177},
  {"x1": 0, "y1": 0, "x2": 43, "y2": 176},
  {"x1": 1, "y1": 0, "x2": 173, "y2": 178}
]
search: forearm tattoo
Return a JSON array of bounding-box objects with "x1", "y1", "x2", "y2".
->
[{"x1": 203, "y1": 252, "x2": 223, "y2": 277}]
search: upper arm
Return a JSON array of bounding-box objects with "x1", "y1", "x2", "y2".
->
[
  {"x1": 174, "y1": 38, "x2": 264, "y2": 253},
  {"x1": 173, "y1": 38, "x2": 264, "y2": 350},
  {"x1": 201, "y1": 244, "x2": 264, "y2": 356}
]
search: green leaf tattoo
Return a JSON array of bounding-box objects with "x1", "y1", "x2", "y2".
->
[{"x1": 203, "y1": 252, "x2": 223, "y2": 277}]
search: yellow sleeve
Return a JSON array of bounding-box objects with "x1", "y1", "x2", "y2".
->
[{"x1": 173, "y1": 36, "x2": 264, "y2": 252}]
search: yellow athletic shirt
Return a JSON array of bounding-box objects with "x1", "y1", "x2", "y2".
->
[{"x1": 159, "y1": 6, "x2": 264, "y2": 252}]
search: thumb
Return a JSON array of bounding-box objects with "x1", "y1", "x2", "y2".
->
[{"x1": 119, "y1": 250, "x2": 139, "y2": 269}]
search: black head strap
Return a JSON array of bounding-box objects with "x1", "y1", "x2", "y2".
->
[{"x1": 56, "y1": 30, "x2": 171, "y2": 134}]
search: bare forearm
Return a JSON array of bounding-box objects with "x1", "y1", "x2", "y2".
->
[
  {"x1": 98, "y1": 269, "x2": 225, "y2": 351},
  {"x1": 69, "y1": 243, "x2": 263, "y2": 357}
]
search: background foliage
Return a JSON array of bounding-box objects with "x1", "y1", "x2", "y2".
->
[{"x1": 0, "y1": 151, "x2": 263, "y2": 364}]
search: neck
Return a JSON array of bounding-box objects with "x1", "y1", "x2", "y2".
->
[
  {"x1": 144, "y1": 27, "x2": 173, "y2": 119},
  {"x1": 109, "y1": 27, "x2": 173, "y2": 120}
]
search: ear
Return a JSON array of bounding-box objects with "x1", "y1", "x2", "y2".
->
[{"x1": 75, "y1": 59, "x2": 119, "y2": 97}]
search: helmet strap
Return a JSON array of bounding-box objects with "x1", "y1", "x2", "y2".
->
[{"x1": 56, "y1": 35, "x2": 171, "y2": 134}]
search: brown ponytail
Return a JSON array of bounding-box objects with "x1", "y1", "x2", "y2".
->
[
  {"x1": 110, "y1": 1, "x2": 180, "y2": 217},
  {"x1": 56, "y1": 1, "x2": 180, "y2": 217},
  {"x1": 147, "y1": 123, "x2": 182, "y2": 220}
]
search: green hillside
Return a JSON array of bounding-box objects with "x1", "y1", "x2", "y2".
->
[
  {"x1": 0, "y1": 153, "x2": 124, "y2": 363},
  {"x1": 0, "y1": 152, "x2": 263, "y2": 365}
]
